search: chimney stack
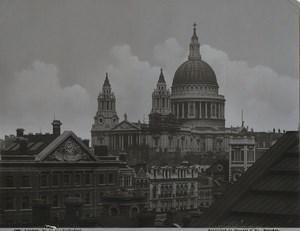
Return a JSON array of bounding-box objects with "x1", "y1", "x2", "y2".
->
[
  {"x1": 16, "y1": 128, "x2": 24, "y2": 137},
  {"x1": 52, "y1": 120, "x2": 62, "y2": 136},
  {"x1": 19, "y1": 138, "x2": 28, "y2": 154}
]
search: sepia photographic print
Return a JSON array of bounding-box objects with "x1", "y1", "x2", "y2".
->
[{"x1": 0, "y1": 0, "x2": 299, "y2": 229}]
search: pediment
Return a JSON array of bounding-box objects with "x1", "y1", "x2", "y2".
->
[
  {"x1": 36, "y1": 131, "x2": 96, "y2": 162},
  {"x1": 111, "y1": 120, "x2": 140, "y2": 131}
]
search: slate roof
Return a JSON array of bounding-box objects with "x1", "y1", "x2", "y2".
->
[
  {"x1": 1, "y1": 133, "x2": 58, "y2": 160},
  {"x1": 252, "y1": 131, "x2": 283, "y2": 141},
  {"x1": 1, "y1": 130, "x2": 97, "y2": 162},
  {"x1": 191, "y1": 131, "x2": 300, "y2": 227}
]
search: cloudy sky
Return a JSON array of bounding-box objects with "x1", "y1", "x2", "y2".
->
[{"x1": 0, "y1": 0, "x2": 298, "y2": 140}]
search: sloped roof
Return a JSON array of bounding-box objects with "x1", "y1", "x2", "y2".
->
[
  {"x1": 111, "y1": 120, "x2": 140, "y2": 131},
  {"x1": 1, "y1": 133, "x2": 58, "y2": 160},
  {"x1": 191, "y1": 131, "x2": 300, "y2": 227},
  {"x1": 36, "y1": 131, "x2": 97, "y2": 161}
]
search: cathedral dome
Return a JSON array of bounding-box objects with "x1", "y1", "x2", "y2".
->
[
  {"x1": 172, "y1": 23, "x2": 218, "y2": 87},
  {"x1": 172, "y1": 59, "x2": 218, "y2": 87}
]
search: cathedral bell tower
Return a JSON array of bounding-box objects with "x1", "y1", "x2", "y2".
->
[
  {"x1": 151, "y1": 68, "x2": 171, "y2": 115},
  {"x1": 91, "y1": 73, "x2": 119, "y2": 146}
]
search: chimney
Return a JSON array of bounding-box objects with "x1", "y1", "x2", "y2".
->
[
  {"x1": 19, "y1": 138, "x2": 28, "y2": 154},
  {"x1": 82, "y1": 139, "x2": 90, "y2": 148},
  {"x1": 51, "y1": 120, "x2": 62, "y2": 136},
  {"x1": 16, "y1": 128, "x2": 24, "y2": 137}
]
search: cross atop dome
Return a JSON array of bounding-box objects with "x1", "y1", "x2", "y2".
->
[
  {"x1": 193, "y1": 22, "x2": 197, "y2": 31},
  {"x1": 189, "y1": 22, "x2": 201, "y2": 60}
]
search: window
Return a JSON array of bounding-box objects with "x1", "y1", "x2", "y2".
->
[
  {"x1": 52, "y1": 195, "x2": 59, "y2": 207},
  {"x1": 21, "y1": 196, "x2": 30, "y2": 209},
  {"x1": 154, "y1": 137, "x2": 158, "y2": 146},
  {"x1": 85, "y1": 193, "x2": 91, "y2": 204},
  {"x1": 99, "y1": 174, "x2": 104, "y2": 184},
  {"x1": 64, "y1": 194, "x2": 70, "y2": 202},
  {"x1": 41, "y1": 175, "x2": 47, "y2": 187},
  {"x1": 75, "y1": 194, "x2": 81, "y2": 199},
  {"x1": 119, "y1": 176, "x2": 124, "y2": 186},
  {"x1": 85, "y1": 174, "x2": 91, "y2": 185},
  {"x1": 64, "y1": 174, "x2": 70, "y2": 186},
  {"x1": 247, "y1": 149, "x2": 255, "y2": 161},
  {"x1": 152, "y1": 186, "x2": 157, "y2": 199},
  {"x1": 99, "y1": 192, "x2": 103, "y2": 201},
  {"x1": 74, "y1": 174, "x2": 81, "y2": 185},
  {"x1": 231, "y1": 149, "x2": 244, "y2": 161},
  {"x1": 5, "y1": 176, "x2": 14, "y2": 187},
  {"x1": 21, "y1": 176, "x2": 30, "y2": 187},
  {"x1": 40, "y1": 195, "x2": 48, "y2": 203},
  {"x1": 125, "y1": 176, "x2": 132, "y2": 186},
  {"x1": 6, "y1": 197, "x2": 15, "y2": 210},
  {"x1": 52, "y1": 174, "x2": 59, "y2": 186},
  {"x1": 108, "y1": 174, "x2": 114, "y2": 184}
]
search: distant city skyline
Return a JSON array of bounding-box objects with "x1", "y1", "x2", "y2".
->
[{"x1": 0, "y1": 0, "x2": 298, "y2": 140}]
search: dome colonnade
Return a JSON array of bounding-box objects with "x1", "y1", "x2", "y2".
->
[{"x1": 170, "y1": 23, "x2": 225, "y2": 129}]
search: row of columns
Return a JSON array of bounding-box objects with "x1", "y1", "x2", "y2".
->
[
  {"x1": 152, "y1": 97, "x2": 171, "y2": 110},
  {"x1": 99, "y1": 100, "x2": 115, "y2": 111},
  {"x1": 109, "y1": 133, "x2": 140, "y2": 150},
  {"x1": 150, "y1": 182, "x2": 196, "y2": 198},
  {"x1": 172, "y1": 101, "x2": 224, "y2": 119}
]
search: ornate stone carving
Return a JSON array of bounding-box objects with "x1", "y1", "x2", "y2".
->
[{"x1": 46, "y1": 137, "x2": 92, "y2": 161}]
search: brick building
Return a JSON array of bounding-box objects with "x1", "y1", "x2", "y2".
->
[{"x1": 0, "y1": 121, "x2": 146, "y2": 227}]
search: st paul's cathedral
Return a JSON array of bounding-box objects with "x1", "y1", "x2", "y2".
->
[{"x1": 91, "y1": 24, "x2": 250, "y2": 159}]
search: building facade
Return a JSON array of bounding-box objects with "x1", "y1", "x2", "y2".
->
[
  {"x1": 90, "y1": 24, "x2": 245, "y2": 158},
  {"x1": 0, "y1": 122, "x2": 146, "y2": 227},
  {"x1": 229, "y1": 136, "x2": 255, "y2": 182},
  {"x1": 148, "y1": 164, "x2": 212, "y2": 212}
]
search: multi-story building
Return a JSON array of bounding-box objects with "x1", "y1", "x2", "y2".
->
[
  {"x1": 148, "y1": 163, "x2": 212, "y2": 213},
  {"x1": 252, "y1": 130, "x2": 283, "y2": 160},
  {"x1": 229, "y1": 136, "x2": 255, "y2": 182},
  {"x1": 197, "y1": 175, "x2": 213, "y2": 209},
  {"x1": 0, "y1": 121, "x2": 146, "y2": 227}
]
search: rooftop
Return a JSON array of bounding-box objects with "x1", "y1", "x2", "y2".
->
[{"x1": 191, "y1": 131, "x2": 300, "y2": 227}]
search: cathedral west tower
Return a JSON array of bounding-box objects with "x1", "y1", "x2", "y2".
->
[
  {"x1": 91, "y1": 73, "x2": 119, "y2": 146},
  {"x1": 151, "y1": 69, "x2": 171, "y2": 115},
  {"x1": 171, "y1": 23, "x2": 225, "y2": 129}
]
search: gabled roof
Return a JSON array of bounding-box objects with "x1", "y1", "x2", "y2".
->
[
  {"x1": 36, "y1": 131, "x2": 97, "y2": 162},
  {"x1": 111, "y1": 120, "x2": 140, "y2": 131},
  {"x1": 1, "y1": 133, "x2": 58, "y2": 160},
  {"x1": 191, "y1": 131, "x2": 300, "y2": 227}
]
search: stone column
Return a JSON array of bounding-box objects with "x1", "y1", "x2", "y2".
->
[
  {"x1": 193, "y1": 102, "x2": 196, "y2": 118},
  {"x1": 205, "y1": 102, "x2": 208, "y2": 118},
  {"x1": 188, "y1": 102, "x2": 191, "y2": 117},
  {"x1": 182, "y1": 102, "x2": 184, "y2": 118},
  {"x1": 199, "y1": 102, "x2": 202, "y2": 118},
  {"x1": 176, "y1": 103, "x2": 179, "y2": 118},
  {"x1": 222, "y1": 104, "x2": 224, "y2": 118}
]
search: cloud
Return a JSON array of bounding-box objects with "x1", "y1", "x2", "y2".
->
[
  {"x1": 153, "y1": 37, "x2": 187, "y2": 85},
  {"x1": 1, "y1": 60, "x2": 92, "y2": 137},
  {"x1": 106, "y1": 45, "x2": 160, "y2": 122},
  {"x1": 106, "y1": 40, "x2": 298, "y2": 131},
  {"x1": 201, "y1": 44, "x2": 298, "y2": 131},
  {"x1": 2, "y1": 38, "x2": 296, "y2": 139}
]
